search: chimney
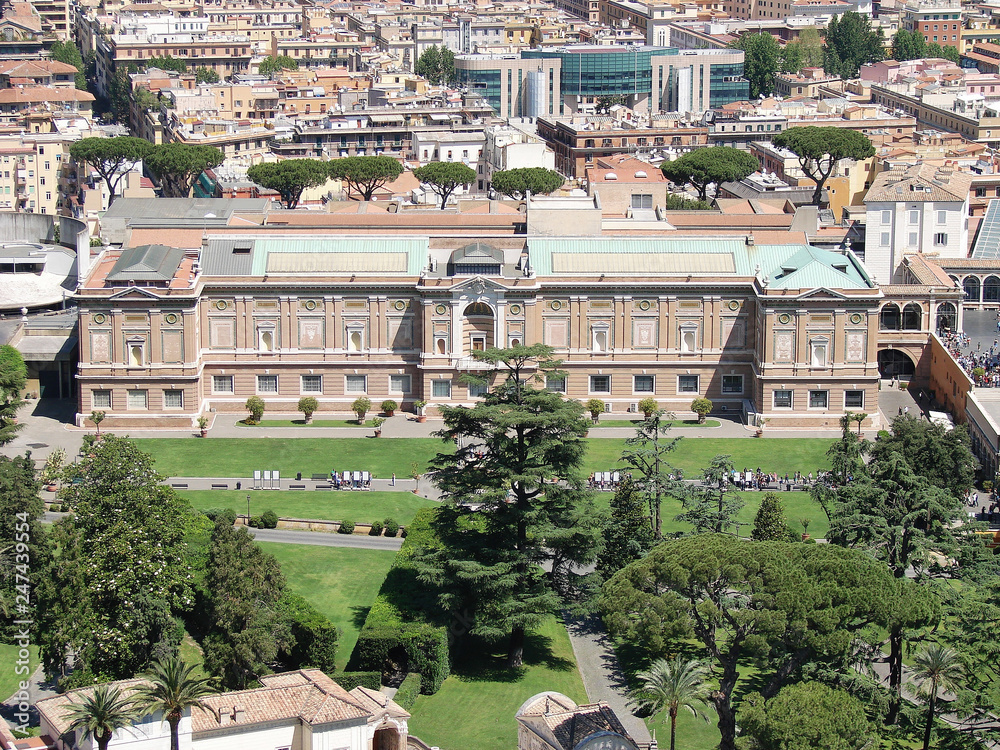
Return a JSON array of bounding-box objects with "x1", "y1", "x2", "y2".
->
[
  {"x1": 233, "y1": 707, "x2": 245, "y2": 723},
  {"x1": 219, "y1": 708, "x2": 232, "y2": 727}
]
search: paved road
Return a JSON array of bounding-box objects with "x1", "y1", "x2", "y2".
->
[{"x1": 248, "y1": 526, "x2": 403, "y2": 550}]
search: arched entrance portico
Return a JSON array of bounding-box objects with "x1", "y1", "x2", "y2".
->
[
  {"x1": 373, "y1": 726, "x2": 400, "y2": 750},
  {"x1": 878, "y1": 349, "x2": 916, "y2": 379}
]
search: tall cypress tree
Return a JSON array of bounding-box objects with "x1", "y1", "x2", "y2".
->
[
  {"x1": 751, "y1": 492, "x2": 786, "y2": 541},
  {"x1": 597, "y1": 476, "x2": 653, "y2": 581}
]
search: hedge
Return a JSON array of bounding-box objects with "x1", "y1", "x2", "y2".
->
[
  {"x1": 279, "y1": 592, "x2": 339, "y2": 671},
  {"x1": 332, "y1": 671, "x2": 381, "y2": 691},
  {"x1": 204, "y1": 507, "x2": 237, "y2": 526},
  {"x1": 394, "y1": 672, "x2": 421, "y2": 711},
  {"x1": 348, "y1": 507, "x2": 450, "y2": 694}
]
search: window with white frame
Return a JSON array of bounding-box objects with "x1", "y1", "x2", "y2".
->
[
  {"x1": 631, "y1": 194, "x2": 653, "y2": 209},
  {"x1": 545, "y1": 375, "x2": 566, "y2": 393},
  {"x1": 633, "y1": 375, "x2": 654, "y2": 393},
  {"x1": 431, "y1": 379, "x2": 452, "y2": 398},
  {"x1": 127, "y1": 389, "x2": 148, "y2": 410},
  {"x1": 677, "y1": 375, "x2": 699, "y2": 393},
  {"x1": 257, "y1": 323, "x2": 276, "y2": 352},
  {"x1": 844, "y1": 390, "x2": 865, "y2": 408},
  {"x1": 908, "y1": 232, "x2": 918, "y2": 247},
  {"x1": 909, "y1": 209, "x2": 919, "y2": 225},
  {"x1": 937, "y1": 210, "x2": 947, "y2": 225},
  {"x1": 809, "y1": 390, "x2": 829, "y2": 409},
  {"x1": 301, "y1": 375, "x2": 322, "y2": 393},
  {"x1": 212, "y1": 375, "x2": 234, "y2": 394},
  {"x1": 810, "y1": 338, "x2": 829, "y2": 367},
  {"x1": 389, "y1": 375, "x2": 411, "y2": 394},
  {"x1": 346, "y1": 324, "x2": 365, "y2": 352},
  {"x1": 880, "y1": 232, "x2": 890, "y2": 246},
  {"x1": 773, "y1": 390, "x2": 792, "y2": 408},
  {"x1": 163, "y1": 390, "x2": 183, "y2": 409},
  {"x1": 345, "y1": 375, "x2": 367, "y2": 393},
  {"x1": 592, "y1": 323, "x2": 610, "y2": 353},
  {"x1": 680, "y1": 325, "x2": 698, "y2": 353},
  {"x1": 127, "y1": 339, "x2": 145, "y2": 367},
  {"x1": 92, "y1": 390, "x2": 112, "y2": 409},
  {"x1": 468, "y1": 381, "x2": 488, "y2": 398},
  {"x1": 881, "y1": 210, "x2": 891, "y2": 224},
  {"x1": 257, "y1": 375, "x2": 278, "y2": 394},
  {"x1": 589, "y1": 375, "x2": 611, "y2": 393},
  {"x1": 934, "y1": 232, "x2": 948, "y2": 246},
  {"x1": 722, "y1": 375, "x2": 744, "y2": 394}
]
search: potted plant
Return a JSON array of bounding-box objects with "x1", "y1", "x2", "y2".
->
[
  {"x1": 372, "y1": 416, "x2": 385, "y2": 437},
  {"x1": 90, "y1": 410, "x2": 106, "y2": 436},
  {"x1": 40, "y1": 448, "x2": 66, "y2": 492},
  {"x1": 638, "y1": 397, "x2": 659, "y2": 420},
  {"x1": 245, "y1": 395, "x2": 265, "y2": 425},
  {"x1": 352, "y1": 396, "x2": 371, "y2": 425},
  {"x1": 586, "y1": 398, "x2": 605, "y2": 425},
  {"x1": 297, "y1": 396, "x2": 319, "y2": 424},
  {"x1": 413, "y1": 400, "x2": 427, "y2": 423},
  {"x1": 381, "y1": 399, "x2": 398, "y2": 417},
  {"x1": 800, "y1": 517, "x2": 811, "y2": 540},
  {"x1": 690, "y1": 397, "x2": 713, "y2": 425},
  {"x1": 197, "y1": 415, "x2": 209, "y2": 437}
]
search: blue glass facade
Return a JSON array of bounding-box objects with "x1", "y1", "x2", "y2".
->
[
  {"x1": 709, "y1": 62, "x2": 750, "y2": 107},
  {"x1": 523, "y1": 46, "x2": 676, "y2": 98}
]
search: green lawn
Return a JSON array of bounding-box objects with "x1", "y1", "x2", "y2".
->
[
  {"x1": 238, "y1": 419, "x2": 366, "y2": 428},
  {"x1": 592, "y1": 490, "x2": 829, "y2": 539},
  {"x1": 0, "y1": 643, "x2": 37, "y2": 703},
  {"x1": 132, "y1": 438, "x2": 450, "y2": 478},
  {"x1": 408, "y1": 616, "x2": 586, "y2": 750},
  {"x1": 584, "y1": 438, "x2": 835, "y2": 477},
  {"x1": 182, "y1": 489, "x2": 435, "y2": 525},
  {"x1": 258, "y1": 543, "x2": 397, "y2": 671},
  {"x1": 596, "y1": 419, "x2": 721, "y2": 428}
]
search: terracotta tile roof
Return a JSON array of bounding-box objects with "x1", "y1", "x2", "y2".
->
[
  {"x1": 865, "y1": 163, "x2": 970, "y2": 203},
  {"x1": 902, "y1": 254, "x2": 957, "y2": 287},
  {"x1": 665, "y1": 213, "x2": 794, "y2": 227},
  {"x1": 0, "y1": 88, "x2": 95, "y2": 104},
  {"x1": 933, "y1": 257, "x2": 1000, "y2": 269},
  {"x1": 0, "y1": 60, "x2": 77, "y2": 76},
  {"x1": 516, "y1": 693, "x2": 636, "y2": 750},
  {"x1": 348, "y1": 686, "x2": 410, "y2": 719},
  {"x1": 36, "y1": 679, "x2": 148, "y2": 738}
]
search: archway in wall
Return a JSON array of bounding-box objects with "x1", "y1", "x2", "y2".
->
[
  {"x1": 880, "y1": 304, "x2": 901, "y2": 330},
  {"x1": 374, "y1": 727, "x2": 400, "y2": 750},
  {"x1": 902, "y1": 303, "x2": 922, "y2": 330},
  {"x1": 964, "y1": 276, "x2": 981, "y2": 302},
  {"x1": 878, "y1": 349, "x2": 916, "y2": 379},
  {"x1": 463, "y1": 302, "x2": 494, "y2": 354},
  {"x1": 936, "y1": 302, "x2": 957, "y2": 332}
]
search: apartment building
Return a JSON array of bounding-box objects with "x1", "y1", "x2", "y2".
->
[{"x1": 902, "y1": 0, "x2": 963, "y2": 50}]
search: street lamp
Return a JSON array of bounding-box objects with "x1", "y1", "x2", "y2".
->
[{"x1": 247, "y1": 494, "x2": 251, "y2": 525}]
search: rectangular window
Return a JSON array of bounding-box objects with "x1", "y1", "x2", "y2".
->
[
  {"x1": 212, "y1": 375, "x2": 233, "y2": 393},
  {"x1": 881, "y1": 210, "x2": 891, "y2": 224},
  {"x1": 809, "y1": 390, "x2": 829, "y2": 409},
  {"x1": 773, "y1": 390, "x2": 792, "y2": 408},
  {"x1": 844, "y1": 390, "x2": 865, "y2": 408},
  {"x1": 633, "y1": 375, "x2": 654, "y2": 393},
  {"x1": 909, "y1": 209, "x2": 919, "y2": 225},
  {"x1": 92, "y1": 390, "x2": 112, "y2": 409},
  {"x1": 934, "y1": 233, "x2": 948, "y2": 246},
  {"x1": 432, "y1": 379, "x2": 452, "y2": 398},
  {"x1": 301, "y1": 375, "x2": 323, "y2": 393},
  {"x1": 721, "y1": 375, "x2": 743, "y2": 394},
  {"x1": 937, "y1": 209, "x2": 947, "y2": 224},
  {"x1": 163, "y1": 390, "x2": 183, "y2": 409},
  {"x1": 128, "y1": 389, "x2": 148, "y2": 410},
  {"x1": 677, "y1": 375, "x2": 699, "y2": 393},
  {"x1": 257, "y1": 375, "x2": 278, "y2": 393},
  {"x1": 881, "y1": 232, "x2": 890, "y2": 246},
  {"x1": 389, "y1": 374, "x2": 411, "y2": 394},
  {"x1": 468, "y1": 381, "x2": 488, "y2": 398},
  {"x1": 631, "y1": 194, "x2": 653, "y2": 209},
  {"x1": 545, "y1": 375, "x2": 566, "y2": 393},
  {"x1": 345, "y1": 375, "x2": 367, "y2": 393},
  {"x1": 908, "y1": 232, "x2": 919, "y2": 247},
  {"x1": 589, "y1": 375, "x2": 611, "y2": 393}
]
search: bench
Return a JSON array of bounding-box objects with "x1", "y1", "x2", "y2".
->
[
  {"x1": 211, "y1": 483, "x2": 228, "y2": 490},
  {"x1": 171, "y1": 483, "x2": 189, "y2": 489},
  {"x1": 311, "y1": 473, "x2": 328, "y2": 480},
  {"x1": 289, "y1": 484, "x2": 307, "y2": 490},
  {"x1": 314, "y1": 483, "x2": 332, "y2": 490}
]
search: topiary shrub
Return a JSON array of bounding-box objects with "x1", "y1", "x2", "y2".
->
[
  {"x1": 249, "y1": 514, "x2": 264, "y2": 528},
  {"x1": 338, "y1": 519, "x2": 355, "y2": 534},
  {"x1": 261, "y1": 509, "x2": 279, "y2": 529},
  {"x1": 245, "y1": 395, "x2": 266, "y2": 425},
  {"x1": 332, "y1": 671, "x2": 381, "y2": 691},
  {"x1": 383, "y1": 518, "x2": 399, "y2": 537},
  {"x1": 369, "y1": 520, "x2": 383, "y2": 536},
  {"x1": 394, "y1": 672, "x2": 421, "y2": 710},
  {"x1": 638, "y1": 397, "x2": 659, "y2": 417},
  {"x1": 278, "y1": 592, "x2": 339, "y2": 671}
]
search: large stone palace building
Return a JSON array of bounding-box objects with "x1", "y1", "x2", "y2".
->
[{"x1": 72, "y1": 197, "x2": 967, "y2": 430}]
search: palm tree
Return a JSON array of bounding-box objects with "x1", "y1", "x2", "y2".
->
[
  {"x1": 62, "y1": 684, "x2": 137, "y2": 750},
  {"x1": 629, "y1": 656, "x2": 711, "y2": 750},
  {"x1": 912, "y1": 643, "x2": 965, "y2": 750},
  {"x1": 132, "y1": 656, "x2": 215, "y2": 750}
]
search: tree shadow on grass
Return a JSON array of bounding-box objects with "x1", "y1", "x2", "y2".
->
[
  {"x1": 351, "y1": 605, "x2": 371, "y2": 631},
  {"x1": 451, "y1": 629, "x2": 574, "y2": 685}
]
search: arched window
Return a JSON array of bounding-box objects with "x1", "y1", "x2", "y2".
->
[
  {"x1": 464, "y1": 302, "x2": 493, "y2": 317},
  {"x1": 936, "y1": 302, "x2": 957, "y2": 332},
  {"x1": 880, "y1": 304, "x2": 901, "y2": 330},
  {"x1": 984, "y1": 276, "x2": 1000, "y2": 302},
  {"x1": 964, "y1": 276, "x2": 981, "y2": 302},
  {"x1": 902, "y1": 303, "x2": 922, "y2": 330}
]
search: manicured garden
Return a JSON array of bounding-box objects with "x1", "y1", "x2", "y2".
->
[
  {"x1": 596, "y1": 418, "x2": 721, "y2": 428},
  {"x1": 238, "y1": 419, "x2": 367, "y2": 428},
  {"x1": 407, "y1": 616, "x2": 587, "y2": 750},
  {"x1": 0, "y1": 643, "x2": 36, "y2": 703},
  {"x1": 132, "y1": 437, "x2": 450, "y2": 478},
  {"x1": 182, "y1": 489, "x2": 435, "y2": 526},
  {"x1": 258, "y1": 543, "x2": 398, "y2": 671}
]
